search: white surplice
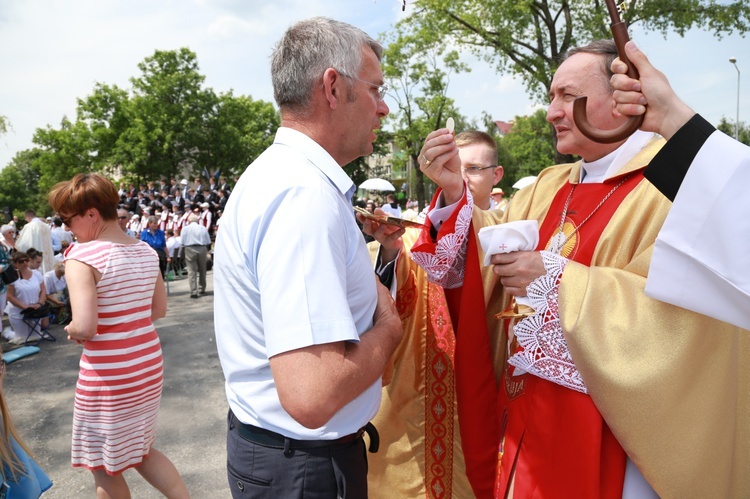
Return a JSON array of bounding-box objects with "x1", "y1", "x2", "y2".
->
[{"x1": 646, "y1": 130, "x2": 750, "y2": 329}]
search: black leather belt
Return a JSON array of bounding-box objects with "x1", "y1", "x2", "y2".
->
[{"x1": 230, "y1": 411, "x2": 379, "y2": 455}]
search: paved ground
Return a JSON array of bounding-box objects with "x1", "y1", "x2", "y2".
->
[{"x1": 2, "y1": 271, "x2": 231, "y2": 498}]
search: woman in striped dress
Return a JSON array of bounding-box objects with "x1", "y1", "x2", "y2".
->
[{"x1": 49, "y1": 174, "x2": 189, "y2": 498}]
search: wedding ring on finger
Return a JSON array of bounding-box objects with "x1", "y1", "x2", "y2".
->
[{"x1": 420, "y1": 154, "x2": 432, "y2": 167}]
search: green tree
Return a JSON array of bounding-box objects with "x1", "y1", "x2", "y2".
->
[
  {"x1": 0, "y1": 115, "x2": 8, "y2": 137},
  {"x1": 499, "y1": 108, "x2": 557, "y2": 188},
  {"x1": 717, "y1": 117, "x2": 750, "y2": 145},
  {"x1": 199, "y1": 92, "x2": 280, "y2": 179},
  {"x1": 127, "y1": 48, "x2": 215, "y2": 181},
  {"x1": 382, "y1": 23, "x2": 470, "y2": 209},
  {"x1": 0, "y1": 148, "x2": 42, "y2": 217},
  {"x1": 409, "y1": 0, "x2": 749, "y2": 100},
  {"x1": 33, "y1": 117, "x2": 97, "y2": 209},
  {"x1": 406, "y1": 0, "x2": 750, "y2": 161},
  {"x1": 17, "y1": 48, "x2": 280, "y2": 206},
  {"x1": 76, "y1": 83, "x2": 134, "y2": 173}
]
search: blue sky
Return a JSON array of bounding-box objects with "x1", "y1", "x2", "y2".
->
[{"x1": 0, "y1": 0, "x2": 748, "y2": 169}]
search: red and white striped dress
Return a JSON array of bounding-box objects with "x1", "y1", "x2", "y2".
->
[{"x1": 66, "y1": 240, "x2": 164, "y2": 475}]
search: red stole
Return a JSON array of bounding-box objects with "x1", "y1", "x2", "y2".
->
[
  {"x1": 447, "y1": 230, "x2": 499, "y2": 498},
  {"x1": 494, "y1": 171, "x2": 644, "y2": 498},
  {"x1": 414, "y1": 190, "x2": 498, "y2": 498}
]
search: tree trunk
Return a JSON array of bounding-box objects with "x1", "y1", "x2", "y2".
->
[{"x1": 414, "y1": 158, "x2": 426, "y2": 211}]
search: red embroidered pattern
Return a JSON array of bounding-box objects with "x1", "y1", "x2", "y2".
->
[
  {"x1": 395, "y1": 268, "x2": 418, "y2": 322},
  {"x1": 424, "y1": 281, "x2": 456, "y2": 498}
]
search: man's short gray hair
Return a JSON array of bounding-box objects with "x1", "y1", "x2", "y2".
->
[
  {"x1": 271, "y1": 17, "x2": 382, "y2": 113},
  {"x1": 188, "y1": 214, "x2": 200, "y2": 224}
]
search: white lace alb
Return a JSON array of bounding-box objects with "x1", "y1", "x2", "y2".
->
[
  {"x1": 411, "y1": 188, "x2": 474, "y2": 289},
  {"x1": 508, "y1": 251, "x2": 587, "y2": 393}
]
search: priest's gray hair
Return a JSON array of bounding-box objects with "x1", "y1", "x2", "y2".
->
[
  {"x1": 271, "y1": 17, "x2": 382, "y2": 114},
  {"x1": 559, "y1": 39, "x2": 618, "y2": 94},
  {"x1": 188, "y1": 214, "x2": 199, "y2": 223}
]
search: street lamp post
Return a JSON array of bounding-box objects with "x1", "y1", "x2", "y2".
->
[{"x1": 729, "y1": 57, "x2": 740, "y2": 140}]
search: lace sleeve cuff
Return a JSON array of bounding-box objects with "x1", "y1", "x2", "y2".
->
[
  {"x1": 508, "y1": 251, "x2": 587, "y2": 394},
  {"x1": 410, "y1": 186, "x2": 474, "y2": 289}
]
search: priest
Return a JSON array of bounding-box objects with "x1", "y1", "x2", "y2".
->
[
  {"x1": 16, "y1": 209, "x2": 54, "y2": 274},
  {"x1": 397, "y1": 40, "x2": 749, "y2": 498},
  {"x1": 364, "y1": 131, "x2": 504, "y2": 499}
]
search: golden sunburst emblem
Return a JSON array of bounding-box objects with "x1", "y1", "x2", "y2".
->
[{"x1": 546, "y1": 221, "x2": 577, "y2": 257}]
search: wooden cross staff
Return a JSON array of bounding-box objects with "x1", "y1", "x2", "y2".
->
[{"x1": 572, "y1": 0, "x2": 644, "y2": 143}]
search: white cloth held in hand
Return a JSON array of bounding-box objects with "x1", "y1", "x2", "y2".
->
[
  {"x1": 478, "y1": 220, "x2": 540, "y2": 306},
  {"x1": 478, "y1": 220, "x2": 540, "y2": 265}
]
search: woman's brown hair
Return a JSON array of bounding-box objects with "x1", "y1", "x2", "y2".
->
[
  {"x1": 11, "y1": 251, "x2": 29, "y2": 265},
  {"x1": 48, "y1": 173, "x2": 119, "y2": 222}
]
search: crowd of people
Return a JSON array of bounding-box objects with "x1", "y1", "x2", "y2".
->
[
  {"x1": 0, "y1": 15, "x2": 748, "y2": 499},
  {"x1": 115, "y1": 175, "x2": 231, "y2": 240},
  {"x1": 0, "y1": 175, "x2": 226, "y2": 343},
  {"x1": 0, "y1": 214, "x2": 72, "y2": 345}
]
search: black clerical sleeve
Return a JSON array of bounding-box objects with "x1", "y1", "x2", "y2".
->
[
  {"x1": 644, "y1": 114, "x2": 716, "y2": 201},
  {"x1": 375, "y1": 258, "x2": 395, "y2": 288}
]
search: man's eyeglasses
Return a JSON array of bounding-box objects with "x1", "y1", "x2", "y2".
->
[
  {"x1": 341, "y1": 73, "x2": 388, "y2": 101},
  {"x1": 462, "y1": 165, "x2": 497, "y2": 176},
  {"x1": 117, "y1": 216, "x2": 128, "y2": 220}
]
